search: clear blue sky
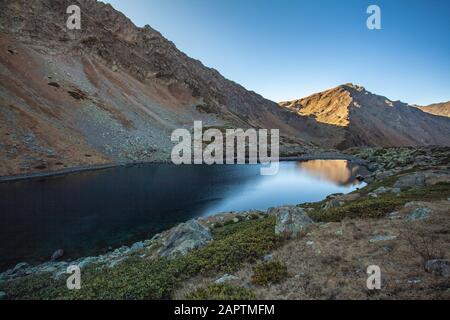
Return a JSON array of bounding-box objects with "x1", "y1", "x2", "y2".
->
[{"x1": 104, "y1": 0, "x2": 450, "y2": 105}]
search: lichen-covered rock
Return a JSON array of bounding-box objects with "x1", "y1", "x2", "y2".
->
[
  {"x1": 394, "y1": 171, "x2": 450, "y2": 189},
  {"x1": 269, "y1": 206, "x2": 314, "y2": 238},
  {"x1": 156, "y1": 220, "x2": 212, "y2": 258},
  {"x1": 394, "y1": 172, "x2": 426, "y2": 189},
  {"x1": 323, "y1": 199, "x2": 343, "y2": 209},
  {"x1": 369, "y1": 234, "x2": 397, "y2": 243},
  {"x1": 368, "y1": 187, "x2": 401, "y2": 198},
  {"x1": 215, "y1": 274, "x2": 239, "y2": 284},
  {"x1": 405, "y1": 207, "x2": 432, "y2": 221},
  {"x1": 425, "y1": 259, "x2": 450, "y2": 277}
]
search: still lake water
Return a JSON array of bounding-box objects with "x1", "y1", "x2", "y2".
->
[{"x1": 0, "y1": 160, "x2": 367, "y2": 270}]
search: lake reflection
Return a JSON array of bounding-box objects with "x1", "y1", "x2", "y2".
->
[{"x1": 0, "y1": 160, "x2": 366, "y2": 270}]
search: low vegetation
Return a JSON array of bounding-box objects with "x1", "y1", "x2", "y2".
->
[
  {"x1": 186, "y1": 284, "x2": 255, "y2": 300},
  {"x1": 309, "y1": 182, "x2": 450, "y2": 223},
  {"x1": 1, "y1": 216, "x2": 282, "y2": 300},
  {"x1": 251, "y1": 261, "x2": 289, "y2": 286}
]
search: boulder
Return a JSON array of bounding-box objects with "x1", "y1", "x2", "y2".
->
[
  {"x1": 50, "y1": 249, "x2": 64, "y2": 261},
  {"x1": 394, "y1": 171, "x2": 450, "y2": 190},
  {"x1": 394, "y1": 172, "x2": 426, "y2": 189},
  {"x1": 10, "y1": 262, "x2": 30, "y2": 276},
  {"x1": 405, "y1": 207, "x2": 432, "y2": 221},
  {"x1": 156, "y1": 220, "x2": 212, "y2": 258},
  {"x1": 368, "y1": 187, "x2": 401, "y2": 198},
  {"x1": 323, "y1": 199, "x2": 343, "y2": 209},
  {"x1": 369, "y1": 234, "x2": 397, "y2": 243},
  {"x1": 376, "y1": 170, "x2": 394, "y2": 180},
  {"x1": 215, "y1": 274, "x2": 239, "y2": 284},
  {"x1": 425, "y1": 259, "x2": 450, "y2": 277},
  {"x1": 130, "y1": 241, "x2": 144, "y2": 251},
  {"x1": 269, "y1": 206, "x2": 314, "y2": 238}
]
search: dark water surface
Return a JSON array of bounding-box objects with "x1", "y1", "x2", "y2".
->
[{"x1": 0, "y1": 160, "x2": 367, "y2": 271}]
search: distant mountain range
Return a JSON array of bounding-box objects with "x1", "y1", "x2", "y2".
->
[
  {"x1": 416, "y1": 102, "x2": 450, "y2": 118},
  {"x1": 0, "y1": 0, "x2": 449, "y2": 176},
  {"x1": 279, "y1": 84, "x2": 450, "y2": 149}
]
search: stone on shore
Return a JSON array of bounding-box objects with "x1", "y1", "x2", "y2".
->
[
  {"x1": 215, "y1": 274, "x2": 239, "y2": 284},
  {"x1": 156, "y1": 220, "x2": 213, "y2": 258},
  {"x1": 269, "y1": 206, "x2": 314, "y2": 238}
]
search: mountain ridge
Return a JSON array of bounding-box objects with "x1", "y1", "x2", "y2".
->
[
  {"x1": 0, "y1": 0, "x2": 449, "y2": 177},
  {"x1": 279, "y1": 83, "x2": 450, "y2": 149},
  {"x1": 416, "y1": 101, "x2": 450, "y2": 118}
]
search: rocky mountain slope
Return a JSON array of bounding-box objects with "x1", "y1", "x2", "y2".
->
[
  {"x1": 417, "y1": 102, "x2": 450, "y2": 118},
  {"x1": 0, "y1": 0, "x2": 449, "y2": 177},
  {"x1": 280, "y1": 84, "x2": 450, "y2": 149},
  {"x1": 0, "y1": 0, "x2": 339, "y2": 176}
]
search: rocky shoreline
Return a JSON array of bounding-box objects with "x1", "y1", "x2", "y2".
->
[
  {"x1": 0, "y1": 153, "x2": 365, "y2": 184},
  {"x1": 1, "y1": 146, "x2": 449, "y2": 300}
]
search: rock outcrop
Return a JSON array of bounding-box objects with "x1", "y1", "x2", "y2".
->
[
  {"x1": 269, "y1": 206, "x2": 314, "y2": 238},
  {"x1": 154, "y1": 220, "x2": 213, "y2": 258}
]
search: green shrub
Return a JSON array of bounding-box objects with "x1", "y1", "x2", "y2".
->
[
  {"x1": 251, "y1": 261, "x2": 289, "y2": 286},
  {"x1": 186, "y1": 284, "x2": 255, "y2": 300},
  {"x1": 185, "y1": 216, "x2": 283, "y2": 274},
  {"x1": 2, "y1": 216, "x2": 282, "y2": 300},
  {"x1": 309, "y1": 195, "x2": 405, "y2": 222}
]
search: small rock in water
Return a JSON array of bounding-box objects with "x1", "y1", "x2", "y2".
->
[
  {"x1": 425, "y1": 259, "x2": 449, "y2": 278},
  {"x1": 11, "y1": 262, "x2": 30, "y2": 275},
  {"x1": 51, "y1": 249, "x2": 64, "y2": 261},
  {"x1": 215, "y1": 274, "x2": 239, "y2": 284}
]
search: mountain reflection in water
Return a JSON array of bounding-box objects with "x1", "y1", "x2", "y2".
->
[{"x1": 298, "y1": 159, "x2": 365, "y2": 186}]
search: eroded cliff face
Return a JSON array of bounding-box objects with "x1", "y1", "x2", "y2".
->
[{"x1": 280, "y1": 84, "x2": 450, "y2": 149}]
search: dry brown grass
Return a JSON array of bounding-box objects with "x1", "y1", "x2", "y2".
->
[{"x1": 175, "y1": 200, "x2": 450, "y2": 300}]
